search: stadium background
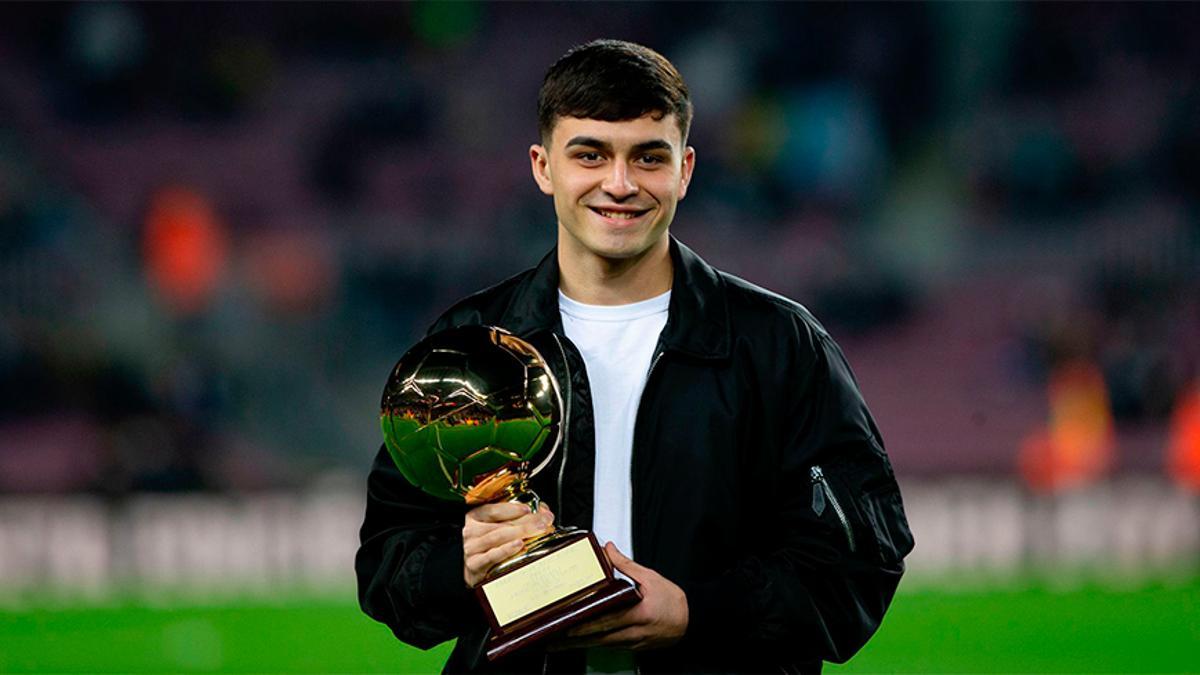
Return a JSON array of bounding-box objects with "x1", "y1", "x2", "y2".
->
[{"x1": 1, "y1": 2, "x2": 1198, "y2": 672}]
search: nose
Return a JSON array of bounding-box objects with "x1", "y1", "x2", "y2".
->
[{"x1": 601, "y1": 161, "x2": 639, "y2": 200}]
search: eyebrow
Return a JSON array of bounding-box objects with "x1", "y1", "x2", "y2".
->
[{"x1": 564, "y1": 136, "x2": 674, "y2": 155}]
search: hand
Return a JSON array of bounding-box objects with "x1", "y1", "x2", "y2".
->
[
  {"x1": 551, "y1": 542, "x2": 688, "y2": 651},
  {"x1": 463, "y1": 502, "x2": 554, "y2": 587}
]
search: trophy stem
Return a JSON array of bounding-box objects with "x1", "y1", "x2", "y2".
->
[{"x1": 502, "y1": 475, "x2": 541, "y2": 513}]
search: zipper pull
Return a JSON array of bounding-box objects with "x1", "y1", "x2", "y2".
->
[
  {"x1": 810, "y1": 464, "x2": 857, "y2": 553},
  {"x1": 810, "y1": 466, "x2": 826, "y2": 516}
]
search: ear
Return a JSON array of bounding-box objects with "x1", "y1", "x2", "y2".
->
[
  {"x1": 678, "y1": 146, "x2": 696, "y2": 200},
  {"x1": 530, "y1": 144, "x2": 553, "y2": 195}
]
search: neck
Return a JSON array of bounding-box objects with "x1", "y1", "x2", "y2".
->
[{"x1": 557, "y1": 232, "x2": 673, "y2": 306}]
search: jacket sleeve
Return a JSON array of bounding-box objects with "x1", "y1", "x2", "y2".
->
[
  {"x1": 682, "y1": 322, "x2": 914, "y2": 666},
  {"x1": 355, "y1": 444, "x2": 481, "y2": 649}
]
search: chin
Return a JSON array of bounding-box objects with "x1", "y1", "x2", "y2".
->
[
  {"x1": 588, "y1": 234, "x2": 654, "y2": 260},
  {"x1": 562, "y1": 221, "x2": 666, "y2": 262}
]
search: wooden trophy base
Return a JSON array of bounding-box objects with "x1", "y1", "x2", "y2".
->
[{"x1": 475, "y1": 530, "x2": 641, "y2": 661}]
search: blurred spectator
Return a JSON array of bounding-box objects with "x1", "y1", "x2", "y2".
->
[{"x1": 1167, "y1": 382, "x2": 1200, "y2": 492}]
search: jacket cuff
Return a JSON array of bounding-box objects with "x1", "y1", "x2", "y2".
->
[{"x1": 402, "y1": 534, "x2": 477, "y2": 624}]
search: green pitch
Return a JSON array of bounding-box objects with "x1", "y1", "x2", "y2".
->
[
  {"x1": 830, "y1": 576, "x2": 1199, "y2": 673},
  {"x1": 2, "y1": 577, "x2": 1196, "y2": 673}
]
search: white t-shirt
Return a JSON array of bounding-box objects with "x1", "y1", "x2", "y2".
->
[{"x1": 559, "y1": 288, "x2": 670, "y2": 674}]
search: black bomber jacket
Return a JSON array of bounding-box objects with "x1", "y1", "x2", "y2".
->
[{"x1": 356, "y1": 238, "x2": 914, "y2": 674}]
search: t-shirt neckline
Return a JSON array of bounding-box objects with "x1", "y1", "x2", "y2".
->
[{"x1": 558, "y1": 289, "x2": 671, "y2": 322}]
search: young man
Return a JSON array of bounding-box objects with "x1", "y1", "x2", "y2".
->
[{"x1": 357, "y1": 40, "x2": 913, "y2": 674}]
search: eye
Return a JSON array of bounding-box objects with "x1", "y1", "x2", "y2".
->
[
  {"x1": 637, "y1": 154, "x2": 666, "y2": 166},
  {"x1": 575, "y1": 151, "x2": 603, "y2": 164}
]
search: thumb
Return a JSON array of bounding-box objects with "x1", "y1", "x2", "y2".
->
[{"x1": 604, "y1": 542, "x2": 646, "y2": 579}]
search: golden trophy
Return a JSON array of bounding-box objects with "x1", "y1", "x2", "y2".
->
[{"x1": 380, "y1": 325, "x2": 640, "y2": 660}]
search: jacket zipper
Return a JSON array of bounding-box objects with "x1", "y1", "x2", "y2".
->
[
  {"x1": 551, "y1": 335, "x2": 573, "y2": 515},
  {"x1": 810, "y1": 465, "x2": 856, "y2": 553},
  {"x1": 646, "y1": 350, "x2": 664, "y2": 382}
]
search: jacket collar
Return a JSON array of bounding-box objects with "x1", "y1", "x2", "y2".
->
[{"x1": 499, "y1": 236, "x2": 731, "y2": 360}]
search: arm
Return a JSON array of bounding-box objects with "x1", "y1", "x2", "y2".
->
[
  {"x1": 355, "y1": 446, "x2": 558, "y2": 649},
  {"x1": 684, "y1": 327, "x2": 914, "y2": 665},
  {"x1": 355, "y1": 445, "x2": 476, "y2": 649}
]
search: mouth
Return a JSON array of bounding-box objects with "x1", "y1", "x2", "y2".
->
[{"x1": 589, "y1": 206, "x2": 652, "y2": 222}]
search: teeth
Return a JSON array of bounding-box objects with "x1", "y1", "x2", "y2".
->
[{"x1": 597, "y1": 209, "x2": 640, "y2": 220}]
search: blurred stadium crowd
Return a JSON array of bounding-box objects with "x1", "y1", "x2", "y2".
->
[{"x1": 1, "y1": 2, "x2": 1199, "y2": 501}]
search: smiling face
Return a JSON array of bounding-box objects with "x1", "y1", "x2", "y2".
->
[{"x1": 530, "y1": 114, "x2": 695, "y2": 266}]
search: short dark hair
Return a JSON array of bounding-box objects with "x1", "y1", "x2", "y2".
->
[{"x1": 537, "y1": 39, "x2": 692, "y2": 145}]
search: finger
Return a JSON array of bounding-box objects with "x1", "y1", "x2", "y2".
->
[
  {"x1": 464, "y1": 525, "x2": 520, "y2": 556},
  {"x1": 468, "y1": 502, "x2": 531, "y2": 523},
  {"x1": 465, "y1": 538, "x2": 523, "y2": 581},
  {"x1": 517, "y1": 509, "x2": 554, "y2": 536},
  {"x1": 552, "y1": 625, "x2": 643, "y2": 651},
  {"x1": 463, "y1": 509, "x2": 552, "y2": 552},
  {"x1": 566, "y1": 607, "x2": 637, "y2": 637},
  {"x1": 463, "y1": 510, "x2": 530, "y2": 535},
  {"x1": 466, "y1": 507, "x2": 551, "y2": 536},
  {"x1": 584, "y1": 625, "x2": 644, "y2": 648},
  {"x1": 464, "y1": 515, "x2": 549, "y2": 556},
  {"x1": 604, "y1": 542, "x2": 648, "y2": 581}
]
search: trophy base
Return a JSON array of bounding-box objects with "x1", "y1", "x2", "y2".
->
[
  {"x1": 485, "y1": 576, "x2": 640, "y2": 661},
  {"x1": 476, "y1": 531, "x2": 641, "y2": 661}
]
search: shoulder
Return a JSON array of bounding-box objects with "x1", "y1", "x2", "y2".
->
[
  {"x1": 716, "y1": 270, "x2": 832, "y2": 352},
  {"x1": 715, "y1": 270, "x2": 869, "y2": 416}
]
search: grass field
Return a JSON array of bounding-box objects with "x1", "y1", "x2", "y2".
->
[{"x1": 3, "y1": 578, "x2": 1197, "y2": 673}]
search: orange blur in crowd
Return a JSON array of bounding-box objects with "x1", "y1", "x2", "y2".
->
[
  {"x1": 143, "y1": 186, "x2": 228, "y2": 315},
  {"x1": 1019, "y1": 360, "x2": 1116, "y2": 493},
  {"x1": 1167, "y1": 383, "x2": 1200, "y2": 492}
]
